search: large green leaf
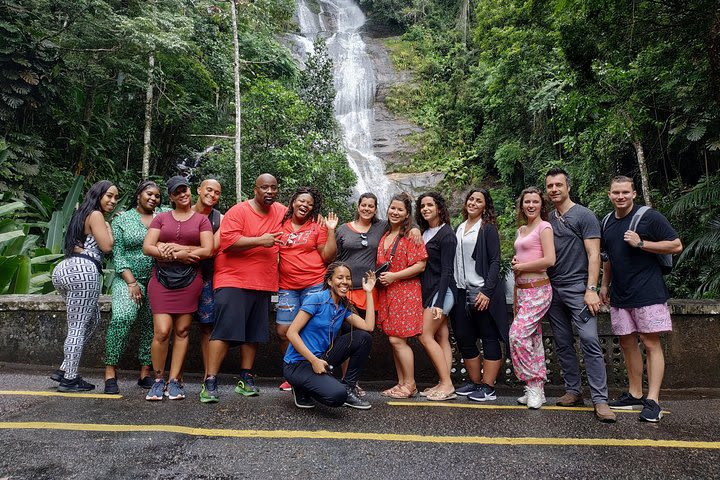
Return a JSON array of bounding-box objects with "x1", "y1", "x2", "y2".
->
[
  {"x1": 0, "y1": 201, "x2": 26, "y2": 217},
  {"x1": 0, "y1": 229, "x2": 24, "y2": 245},
  {"x1": 0, "y1": 256, "x2": 20, "y2": 293},
  {"x1": 30, "y1": 253, "x2": 64, "y2": 265},
  {"x1": 60, "y1": 175, "x2": 85, "y2": 224},
  {"x1": 45, "y1": 210, "x2": 64, "y2": 254},
  {"x1": 7, "y1": 255, "x2": 31, "y2": 293}
]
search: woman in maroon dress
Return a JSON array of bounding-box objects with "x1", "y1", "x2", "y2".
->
[
  {"x1": 376, "y1": 193, "x2": 427, "y2": 399},
  {"x1": 143, "y1": 176, "x2": 213, "y2": 401}
]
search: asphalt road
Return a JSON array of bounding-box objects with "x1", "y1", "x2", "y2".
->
[{"x1": 0, "y1": 364, "x2": 718, "y2": 479}]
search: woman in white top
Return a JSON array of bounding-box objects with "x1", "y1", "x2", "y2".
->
[{"x1": 450, "y1": 188, "x2": 508, "y2": 402}]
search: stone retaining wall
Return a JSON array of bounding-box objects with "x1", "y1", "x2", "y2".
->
[{"x1": 1, "y1": 295, "x2": 718, "y2": 388}]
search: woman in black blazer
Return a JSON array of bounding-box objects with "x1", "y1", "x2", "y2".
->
[
  {"x1": 416, "y1": 192, "x2": 458, "y2": 401},
  {"x1": 450, "y1": 188, "x2": 509, "y2": 402}
]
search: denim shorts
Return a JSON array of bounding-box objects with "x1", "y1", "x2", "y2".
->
[
  {"x1": 429, "y1": 288, "x2": 455, "y2": 315},
  {"x1": 276, "y1": 282, "x2": 324, "y2": 325}
]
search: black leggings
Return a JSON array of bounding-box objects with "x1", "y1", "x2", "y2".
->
[
  {"x1": 283, "y1": 329, "x2": 372, "y2": 407},
  {"x1": 450, "y1": 289, "x2": 503, "y2": 361}
]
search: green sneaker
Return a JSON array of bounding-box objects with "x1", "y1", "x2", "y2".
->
[
  {"x1": 234, "y1": 372, "x2": 259, "y2": 397},
  {"x1": 200, "y1": 377, "x2": 219, "y2": 404}
]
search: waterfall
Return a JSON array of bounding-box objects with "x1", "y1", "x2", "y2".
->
[{"x1": 294, "y1": 0, "x2": 397, "y2": 211}]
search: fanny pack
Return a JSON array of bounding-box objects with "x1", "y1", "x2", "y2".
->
[{"x1": 155, "y1": 262, "x2": 197, "y2": 290}]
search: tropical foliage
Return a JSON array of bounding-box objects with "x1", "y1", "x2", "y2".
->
[{"x1": 361, "y1": 0, "x2": 720, "y2": 297}]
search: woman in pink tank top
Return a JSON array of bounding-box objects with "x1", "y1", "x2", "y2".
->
[{"x1": 509, "y1": 187, "x2": 555, "y2": 410}]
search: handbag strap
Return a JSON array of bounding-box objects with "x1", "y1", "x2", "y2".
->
[{"x1": 387, "y1": 234, "x2": 401, "y2": 262}]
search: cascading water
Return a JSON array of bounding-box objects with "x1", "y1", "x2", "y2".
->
[{"x1": 294, "y1": 0, "x2": 397, "y2": 209}]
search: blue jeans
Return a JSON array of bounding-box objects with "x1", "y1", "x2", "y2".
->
[
  {"x1": 429, "y1": 288, "x2": 455, "y2": 315},
  {"x1": 276, "y1": 283, "x2": 324, "y2": 325}
]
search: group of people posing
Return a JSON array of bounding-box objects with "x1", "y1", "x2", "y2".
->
[{"x1": 49, "y1": 167, "x2": 682, "y2": 424}]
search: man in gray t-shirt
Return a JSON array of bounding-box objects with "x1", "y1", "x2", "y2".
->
[{"x1": 545, "y1": 168, "x2": 615, "y2": 423}]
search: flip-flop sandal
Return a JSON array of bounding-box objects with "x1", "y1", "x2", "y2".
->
[
  {"x1": 419, "y1": 386, "x2": 439, "y2": 397},
  {"x1": 381, "y1": 385, "x2": 402, "y2": 397},
  {"x1": 355, "y1": 385, "x2": 366, "y2": 397},
  {"x1": 427, "y1": 390, "x2": 457, "y2": 401},
  {"x1": 388, "y1": 385, "x2": 417, "y2": 399}
]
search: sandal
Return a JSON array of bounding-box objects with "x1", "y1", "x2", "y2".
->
[
  {"x1": 419, "y1": 385, "x2": 439, "y2": 397},
  {"x1": 355, "y1": 385, "x2": 366, "y2": 397},
  {"x1": 388, "y1": 385, "x2": 418, "y2": 399},
  {"x1": 427, "y1": 389, "x2": 457, "y2": 401},
  {"x1": 381, "y1": 385, "x2": 402, "y2": 397}
]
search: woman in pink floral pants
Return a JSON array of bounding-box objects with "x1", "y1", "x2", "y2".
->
[{"x1": 510, "y1": 187, "x2": 555, "y2": 409}]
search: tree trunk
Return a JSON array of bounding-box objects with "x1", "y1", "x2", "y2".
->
[
  {"x1": 230, "y1": 0, "x2": 242, "y2": 201},
  {"x1": 75, "y1": 86, "x2": 96, "y2": 175},
  {"x1": 633, "y1": 139, "x2": 652, "y2": 207},
  {"x1": 142, "y1": 54, "x2": 155, "y2": 179},
  {"x1": 459, "y1": 0, "x2": 470, "y2": 46}
]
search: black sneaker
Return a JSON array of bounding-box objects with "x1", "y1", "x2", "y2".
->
[
  {"x1": 455, "y1": 382, "x2": 481, "y2": 396},
  {"x1": 639, "y1": 399, "x2": 663, "y2": 422},
  {"x1": 50, "y1": 369, "x2": 65, "y2": 382},
  {"x1": 609, "y1": 392, "x2": 646, "y2": 410},
  {"x1": 343, "y1": 386, "x2": 371, "y2": 410},
  {"x1": 137, "y1": 376, "x2": 154, "y2": 389},
  {"x1": 292, "y1": 387, "x2": 315, "y2": 409},
  {"x1": 468, "y1": 383, "x2": 497, "y2": 402},
  {"x1": 104, "y1": 378, "x2": 119, "y2": 395},
  {"x1": 58, "y1": 376, "x2": 95, "y2": 392}
]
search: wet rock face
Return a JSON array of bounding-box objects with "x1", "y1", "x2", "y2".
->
[
  {"x1": 365, "y1": 35, "x2": 445, "y2": 198},
  {"x1": 388, "y1": 171, "x2": 446, "y2": 198}
]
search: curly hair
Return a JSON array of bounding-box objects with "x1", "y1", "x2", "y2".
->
[
  {"x1": 415, "y1": 192, "x2": 451, "y2": 232},
  {"x1": 129, "y1": 180, "x2": 160, "y2": 209},
  {"x1": 283, "y1": 186, "x2": 323, "y2": 223},
  {"x1": 64, "y1": 180, "x2": 115, "y2": 257},
  {"x1": 354, "y1": 192, "x2": 379, "y2": 223},
  {"x1": 516, "y1": 186, "x2": 548, "y2": 226},
  {"x1": 463, "y1": 188, "x2": 497, "y2": 225},
  {"x1": 386, "y1": 192, "x2": 413, "y2": 237}
]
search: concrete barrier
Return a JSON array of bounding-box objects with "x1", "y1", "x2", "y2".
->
[{"x1": 1, "y1": 295, "x2": 718, "y2": 388}]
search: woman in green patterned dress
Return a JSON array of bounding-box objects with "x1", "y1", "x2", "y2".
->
[{"x1": 103, "y1": 180, "x2": 162, "y2": 394}]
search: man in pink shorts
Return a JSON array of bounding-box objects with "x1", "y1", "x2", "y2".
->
[{"x1": 599, "y1": 176, "x2": 683, "y2": 422}]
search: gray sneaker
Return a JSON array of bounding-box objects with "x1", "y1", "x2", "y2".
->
[
  {"x1": 343, "y1": 386, "x2": 371, "y2": 410},
  {"x1": 145, "y1": 378, "x2": 165, "y2": 401},
  {"x1": 455, "y1": 382, "x2": 481, "y2": 396},
  {"x1": 165, "y1": 379, "x2": 185, "y2": 400}
]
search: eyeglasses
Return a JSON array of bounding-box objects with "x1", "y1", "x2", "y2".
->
[
  {"x1": 360, "y1": 233, "x2": 368, "y2": 247},
  {"x1": 286, "y1": 232, "x2": 298, "y2": 245}
]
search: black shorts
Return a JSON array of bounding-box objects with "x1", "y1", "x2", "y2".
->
[{"x1": 210, "y1": 287, "x2": 271, "y2": 345}]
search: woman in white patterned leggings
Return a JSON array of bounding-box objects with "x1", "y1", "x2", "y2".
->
[{"x1": 50, "y1": 180, "x2": 119, "y2": 392}]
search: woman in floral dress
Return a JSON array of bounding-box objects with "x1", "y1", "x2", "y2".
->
[{"x1": 376, "y1": 193, "x2": 427, "y2": 399}]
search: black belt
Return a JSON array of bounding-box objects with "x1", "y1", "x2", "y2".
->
[{"x1": 69, "y1": 253, "x2": 103, "y2": 274}]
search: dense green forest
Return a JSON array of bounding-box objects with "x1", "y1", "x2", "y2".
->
[
  {"x1": 361, "y1": 0, "x2": 720, "y2": 297},
  {"x1": 0, "y1": 0, "x2": 354, "y2": 212},
  {"x1": 1, "y1": 0, "x2": 719, "y2": 297}
]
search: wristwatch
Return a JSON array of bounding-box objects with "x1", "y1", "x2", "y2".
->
[
  {"x1": 587, "y1": 285, "x2": 598, "y2": 292},
  {"x1": 636, "y1": 240, "x2": 645, "y2": 248}
]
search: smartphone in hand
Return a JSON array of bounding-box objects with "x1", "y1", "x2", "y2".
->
[{"x1": 578, "y1": 305, "x2": 593, "y2": 323}]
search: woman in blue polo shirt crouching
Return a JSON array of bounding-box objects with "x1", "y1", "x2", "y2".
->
[{"x1": 283, "y1": 262, "x2": 376, "y2": 410}]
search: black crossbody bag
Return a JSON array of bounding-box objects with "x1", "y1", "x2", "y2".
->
[{"x1": 375, "y1": 235, "x2": 401, "y2": 276}]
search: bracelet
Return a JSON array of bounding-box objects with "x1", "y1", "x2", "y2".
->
[{"x1": 127, "y1": 282, "x2": 138, "y2": 287}]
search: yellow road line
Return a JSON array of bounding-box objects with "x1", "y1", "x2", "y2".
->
[
  {"x1": 0, "y1": 390, "x2": 122, "y2": 399},
  {"x1": 387, "y1": 401, "x2": 670, "y2": 414},
  {"x1": 0, "y1": 422, "x2": 715, "y2": 449}
]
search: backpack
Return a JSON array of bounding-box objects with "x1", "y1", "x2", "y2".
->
[{"x1": 601, "y1": 206, "x2": 673, "y2": 275}]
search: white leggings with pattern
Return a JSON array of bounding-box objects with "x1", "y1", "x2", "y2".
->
[{"x1": 52, "y1": 256, "x2": 102, "y2": 380}]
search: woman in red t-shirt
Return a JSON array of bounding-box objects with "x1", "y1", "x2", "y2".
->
[
  {"x1": 276, "y1": 187, "x2": 338, "y2": 390},
  {"x1": 376, "y1": 193, "x2": 427, "y2": 399}
]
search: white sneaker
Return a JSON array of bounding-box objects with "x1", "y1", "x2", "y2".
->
[
  {"x1": 517, "y1": 387, "x2": 546, "y2": 405},
  {"x1": 526, "y1": 386, "x2": 545, "y2": 410}
]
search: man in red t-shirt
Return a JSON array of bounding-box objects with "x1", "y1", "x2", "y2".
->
[{"x1": 199, "y1": 174, "x2": 287, "y2": 404}]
